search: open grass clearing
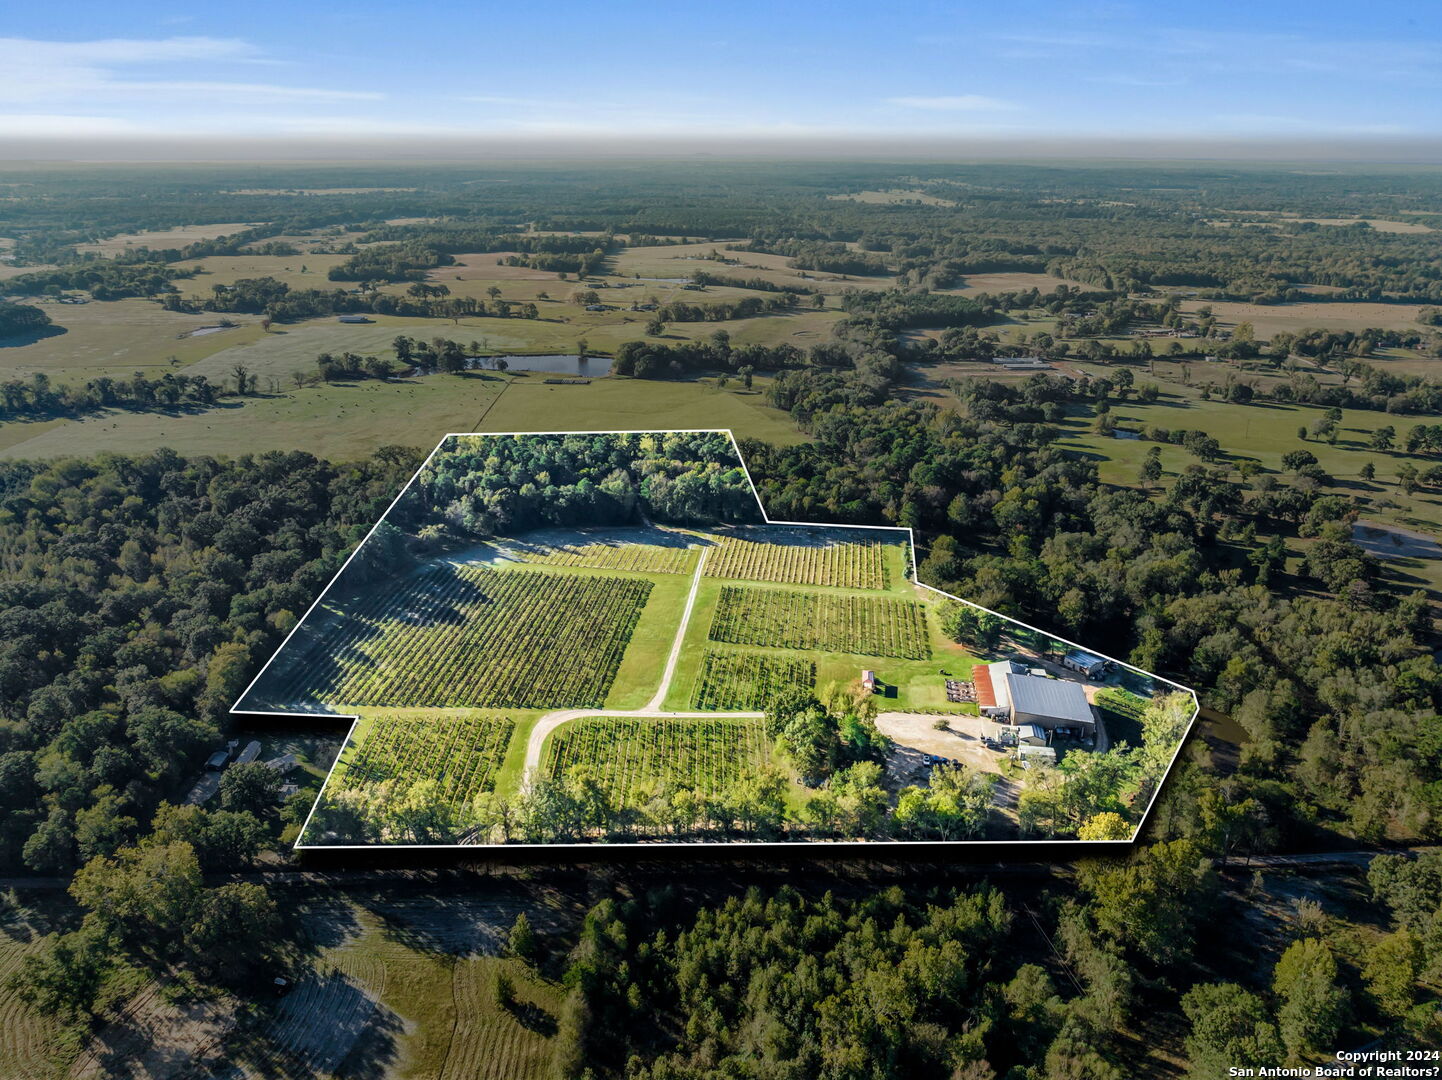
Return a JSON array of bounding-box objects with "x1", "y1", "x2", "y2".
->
[
  {"x1": 942, "y1": 271, "x2": 1092, "y2": 296},
  {"x1": 0, "y1": 298, "x2": 264, "y2": 380},
  {"x1": 0, "y1": 373, "x2": 803, "y2": 462},
  {"x1": 173, "y1": 252, "x2": 353, "y2": 294}
]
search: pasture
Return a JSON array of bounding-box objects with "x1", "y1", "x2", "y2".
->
[
  {"x1": 1057, "y1": 374, "x2": 1442, "y2": 593},
  {"x1": 172, "y1": 252, "x2": 353, "y2": 293},
  {"x1": 0, "y1": 298, "x2": 263, "y2": 380},
  {"x1": 1176, "y1": 298, "x2": 1428, "y2": 336},
  {"x1": 0, "y1": 373, "x2": 805, "y2": 462}
]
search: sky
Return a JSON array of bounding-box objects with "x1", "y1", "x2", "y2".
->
[{"x1": 1, "y1": 0, "x2": 1439, "y2": 154}]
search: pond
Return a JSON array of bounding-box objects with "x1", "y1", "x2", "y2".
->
[{"x1": 469, "y1": 354, "x2": 613, "y2": 376}]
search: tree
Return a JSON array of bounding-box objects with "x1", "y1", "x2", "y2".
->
[
  {"x1": 1181, "y1": 982, "x2": 1284, "y2": 1079},
  {"x1": 487, "y1": 286, "x2": 502, "y2": 300},
  {"x1": 1272, "y1": 938, "x2": 1347, "y2": 1060},
  {"x1": 1138, "y1": 447, "x2": 1162, "y2": 487},
  {"x1": 219, "y1": 762, "x2": 283, "y2": 816},
  {"x1": 506, "y1": 911, "x2": 540, "y2": 965},
  {"x1": 1362, "y1": 930, "x2": 1420, "y2": 1021},
  {"x1": 1078, "y1": 839, "x2": 1217, "y2": 966},
  {"x1": 1078, "y1": 812, "x2": 1133, "y2": 840}
]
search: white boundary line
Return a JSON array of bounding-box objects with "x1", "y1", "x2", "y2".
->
[{"x1": 229, "y1": 428, "x2": 1200, "y2": 852}]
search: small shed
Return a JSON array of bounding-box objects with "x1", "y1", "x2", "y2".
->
[
  {"x1": 1016, "y1": 723, "x2": 1047, "y2": 746},
  {"x1": 861, "y1": 670, "x2": 877, "y2": 694},
  {"x1": 1063, "y1": 650, "x2": 1108, "y2": 679},
  {"x1": 205, "y1": 750, "x2": 230, "y2": 771}
]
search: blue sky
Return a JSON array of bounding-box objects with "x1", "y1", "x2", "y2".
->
[{"x1": 1, "y1": 0, "x2": 1438, "y2": 143}]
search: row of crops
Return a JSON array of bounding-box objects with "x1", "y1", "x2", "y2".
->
[
  {"x1": 703, "y1": 534, "x2": 891, "y2": 590},
  {"x1": 691, "y1": 649, "x2": 815, "y2": 710},
  {"x1": 543, "y1": 717, "x2": 770, "y2": 807},
  {"x1": 512, "y1": 539, "x2": 695, "y2": 575},
  {"x1": 709, "y1": 585, "x2": 932, "y2": 659},
  {"x1": 336, "y1": 712, "x2": 514, "y2": 809},
  {"x1": 261, "y1": 566, "x2": 651, "y2": 709}
]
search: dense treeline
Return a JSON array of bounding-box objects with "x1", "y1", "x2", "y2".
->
[
  {"x1": 396, "y1": 431, "x2": 761, "y2": 538},
  {"x1": 0, "y1": 447, "x2": 422, "y2": 874},
  {"x1": 0, "y1": 370, "x2": 224, "y2": 422}
]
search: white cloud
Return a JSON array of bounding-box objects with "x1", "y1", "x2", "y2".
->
[
  {"x1": 885, "y1": 95, "x2": 1019, "y2": 112},
  {"x1": 0, "y1": 36, "x2": 375, "y2": 106}
]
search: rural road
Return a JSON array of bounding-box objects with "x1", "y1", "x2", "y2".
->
[{"x1": 519, "y1": 547, "x2": 769, "y2": 786}]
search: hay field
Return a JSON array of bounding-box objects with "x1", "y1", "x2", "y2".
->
[{"x1": 0, "y1": 298, "x2": 264, "y2": 380}]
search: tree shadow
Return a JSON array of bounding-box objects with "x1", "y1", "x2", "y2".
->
[{"x1": 0, "y1": 324, "x2": 67, "y2": 348}]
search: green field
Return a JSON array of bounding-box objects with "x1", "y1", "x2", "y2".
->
[
  {"x1": 0, "y1": 297, "x2": 265, "y2": 380},
  {"x1": 0, "y1": 372, "x2": 805, "y2": 461},
  {"x1": 1057, "y1": 373, "x2": 1442, "y2": 594}
]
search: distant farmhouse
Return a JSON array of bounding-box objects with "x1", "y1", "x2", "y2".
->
[{"x1": 975, "y1": 661, "x2": 1095, "y2": 732}]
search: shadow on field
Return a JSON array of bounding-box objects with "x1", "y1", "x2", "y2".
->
[{"x1": 0, "y1": 325, "x2": 66, "y2": 348}]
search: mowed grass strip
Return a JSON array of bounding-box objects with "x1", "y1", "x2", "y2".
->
[
  {"x1": 704, "y1": 533, "x2": 889, "y2": 589},
  {"x1": 337, "y1": 712, "x2": 514, "y2": 808},
  {"x1": 691, "y1": 649, "x2": 814, "y2": 710},
  {"x1": 543, "y1": 717, "x2": 770, "y2": 808},
  {"x1": 260, "y1": 566, "x2": 651, "y2": 710},
  {"x1": 708, "y1": 584, "x2": 931, "y2": 659}
]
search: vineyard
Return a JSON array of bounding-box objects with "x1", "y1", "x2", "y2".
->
[
  {"x1": 704, "y1": 533, "x2": 891, "y2": 589},
  {"x1": 708, "y1": 585, "x2": 932, "y2": 659},
  {"x1": 691, "y1": 650, "x2": 815, "y2": 710},
  {"x1": 510, "y1": 538, "x2": 695, "y2": 575},
  {"x1": 335, "y1": 712, "x2": 514, "y2": 809},
  {"x1": 260, "y1": 566, "x2": 651, "y2": 710},
  {"x1": 543, "y1": 717, "x2": 770, "y2": 807}
]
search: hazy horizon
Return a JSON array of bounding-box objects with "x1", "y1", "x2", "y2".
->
[
  {"x1": 2, "y1": 0, "x2": 1438, "y2": 160},
  {"x1": 5, "y1": 134, "x2": 1442, "y2": 165}
]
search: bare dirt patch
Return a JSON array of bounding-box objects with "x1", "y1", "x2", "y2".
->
[{"x1": 70, "y1": 985, "x2": 240, "y2": 1080}]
